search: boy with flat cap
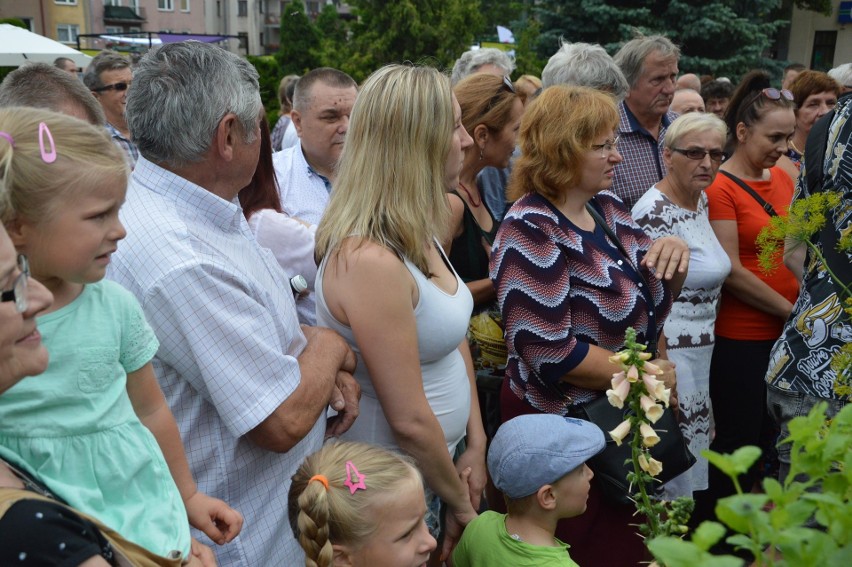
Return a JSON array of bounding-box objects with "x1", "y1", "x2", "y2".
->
[{"x1": 452, "y1": 414, "x2": 605, "y2": 566}]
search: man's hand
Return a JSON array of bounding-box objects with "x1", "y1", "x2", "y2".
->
[{"x1": 326, "y1": 369, "x2": 361, "y2": 438}]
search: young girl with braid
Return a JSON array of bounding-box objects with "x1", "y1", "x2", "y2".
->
[{"x1": 288, "y1": 442, "x2": 438, "y2": 567}]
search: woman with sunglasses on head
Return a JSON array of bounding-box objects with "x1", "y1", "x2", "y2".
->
[
  {"x1": 446, "y1": 74, "x2": 523, "y2": 445},
  {"x1": 490, "y1": 85, "x2": 689, "y2": 566},
  {"x1": 776, "y1": 70, "x2": 841, "y2": 182},
  {"x1": 632, "y1": 112, "x2": 731, "y2": 501},
  {"x1": 697, "y1": 71, "x2": 800, "y2": 524}
]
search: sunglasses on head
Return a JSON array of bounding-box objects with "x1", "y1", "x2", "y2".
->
[
  {"x1": 93, "y1": 81, "x2": 131, "y2": 93},
  {"x1": 759, "y1": 88, "x2": 794, "y2": 101},
  {"x1": 501, "y1": 75, "x2": 516, "y2": 94}
]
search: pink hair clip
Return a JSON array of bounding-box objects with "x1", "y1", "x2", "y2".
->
[
  {"x1": 343, "y1": 460, "x2": 366, "y2": 494},
  {"x1": 0, "y1": 132, "x2": 14, "y2": 147},
  {"x1": 38, "y1": 121, "x2": 57, "y2": 164}
]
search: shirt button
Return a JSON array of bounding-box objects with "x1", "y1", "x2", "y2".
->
[
  {"x1": 638, "y1": 282, "x2": 643, "y2": 287},
  {"x1": 649, "y1": 311, "x2": 654, "y2": 316},
  {"x1": 617, "y1": 260, "x2": 623, "y2": 265}
]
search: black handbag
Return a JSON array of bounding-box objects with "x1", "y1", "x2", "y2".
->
[{"x1": 573, "y1": 203, "x2": 697, "y2": 505}]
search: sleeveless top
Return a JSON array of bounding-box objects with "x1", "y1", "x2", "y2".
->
[
  {"x1": 315, "y1": 241, "x2": 474, "y2": 454},
  {"x1": 448, "y1": 189, "x2": 500, "y2": 285}
]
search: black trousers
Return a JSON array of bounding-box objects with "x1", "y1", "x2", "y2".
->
[{"x1": 692, "y1": 336, "x2": 777, "y2": 528}]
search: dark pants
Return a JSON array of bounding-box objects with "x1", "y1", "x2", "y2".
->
[
  {"x1": 499, "y1": 380, "x2": 649, "y2": 567},
  {"x1": 692, "y1": 336, "x2": 776, "y2": 528}
]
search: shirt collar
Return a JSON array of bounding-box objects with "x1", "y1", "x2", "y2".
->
[
  {"x1": 132, "y1": 156, "x2": 245, "y2": 232},
  {"x1": 296, "y1": 144, "x2": 332, "y2": 193},
  {"x1": 619, "y1": 101, "x2": 673, "y2": 136}
]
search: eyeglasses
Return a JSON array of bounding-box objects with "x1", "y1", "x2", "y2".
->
[
  {"x1": 760, "y1": 88, "x2": 794, "y2": 101},
  {"x1": 671, "y1": 147, "x2": 727, "y2": 163},
  {"x1": 745, "y1": 88, "x2": 793, "y2": 109},
  {"x1": 501, "y1": 75, "x2": 516, "y2": 94},
  {"x1": 1, "y1": 255, "x2": 29, "y2": 313},
  {"x1": 93, "y1": 81, "x2": 131, "y2": 93},
  {"x1": 589, "y1": 135, "x2": 620, "y2": 157}
]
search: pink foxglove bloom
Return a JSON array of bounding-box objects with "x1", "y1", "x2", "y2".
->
[
  {"x1": 640, "y1": 395, "x2": 664, "y2": 424},
  {"x1": 606, "y1": 377, "x2": 630, "y2": 409},
  {"x1": 608, "y1": 351, "x2": 629, "y2": 365},
  {"x1": 637, "y1": 351, "x2": 653, "y2": 361},
  {"x1": 638, "y1": 453, "x2": 664, "y2": 476},
  {"x1": 627, "y1": 364, "x2": 640, "y2": 383},
  {"x1": 640, "y1": 422, "x2": 660, "y2": 447},
  {"x1": 609, "y1": 419, "x2": 632, "y2": 446},
  {"x1": 643, "y1": 361, "x2": 663, "y2": 375},
  {"x1": 642, "y1": 373, "x2": 667, "y2": 400}
]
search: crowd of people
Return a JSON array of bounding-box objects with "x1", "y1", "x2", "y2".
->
[{"x1": 0, "y1": 35, "x2": 849, "y2": 567}]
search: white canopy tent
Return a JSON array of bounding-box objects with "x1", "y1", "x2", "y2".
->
[{"x1": 0, "y1": 24, "x2": 92, "y2": 67}]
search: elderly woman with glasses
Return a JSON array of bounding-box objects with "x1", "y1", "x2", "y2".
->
[
  {"x1": 776, "y1": 70, "x2": 841, "y2": 181},
  {"x1": 697, "y1": 70, "x2": 800, "y2": 522},
  {"x1": 490, "y1": 85, "x2": 688, "y2": 566},
  {"x1": 632, "y1": 112, "x2": 732, "y2": 501}
]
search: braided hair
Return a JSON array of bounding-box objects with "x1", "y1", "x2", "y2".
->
[{"x1": 288, "y1": 442, "x2": 421, "y2": 567}]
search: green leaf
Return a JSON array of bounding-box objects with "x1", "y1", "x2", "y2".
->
[
  {"x1": 715, "y1": 494, "x2": 770, "y2": 535},
  {"x1": 691, "y1": 521, "x2": 727, "y2": 552},
  {"x1": 728, "y1": 446, "x2": 762, "y2": 474}
]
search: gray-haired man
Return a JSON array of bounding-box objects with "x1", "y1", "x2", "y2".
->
[{"x1": 109, "y1": 42, "x2": 358, "y2": 566}]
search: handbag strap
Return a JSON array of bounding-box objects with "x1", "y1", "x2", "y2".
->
[
  {"x1": 584, "y1": 202, "x2": 657, "y2": 355},
  {"x1": 719, "y1": 170, "x2": 778, "y2": 217}
]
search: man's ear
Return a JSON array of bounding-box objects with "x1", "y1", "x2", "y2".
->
[
  {"x1": 291, "y1": 109, "x2": 303, "y2": 137},
  {"x1": 214, "y1": 112, "x2": 239, "y2": 162},
  {"x1": 536, "y1": 484, "x2": 557, "y2": 511},
  {"x1": 331, "y1": 543, "x2": 355, "y2": 566}
]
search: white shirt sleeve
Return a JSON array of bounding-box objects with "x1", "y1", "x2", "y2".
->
[{"x1": 248, "y1": 209, "x2": 318, "y2": 290}]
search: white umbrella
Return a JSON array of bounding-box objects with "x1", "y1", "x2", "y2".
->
[{"x1": 0, "y1": 24, "x2": 92, "y2": 67}]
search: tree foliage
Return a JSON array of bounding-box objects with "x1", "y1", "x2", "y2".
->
[
  {"x1": 344, "y1": 0, "x2": 484, "y2": 82},
  {"x1": 532, "y1": 0, "x2": 791, "y2": 79},
  {"x1": 276, "y1": 0, "x2": 321, "y2": 75}
]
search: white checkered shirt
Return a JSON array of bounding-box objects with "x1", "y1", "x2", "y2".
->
[
  {"x1": 610, "y1": 102, "x2": 677, "y2": 210},
  {"x1": 108, "y1": 157, "x2": 323, "y2": 567},
  {"x1": 272, "y1": 144, "x2": 330, "y2": 226}
]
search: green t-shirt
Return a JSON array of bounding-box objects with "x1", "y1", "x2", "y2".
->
[{"x1": 452, "y1": 511, "x2": 580, "y2": 567}]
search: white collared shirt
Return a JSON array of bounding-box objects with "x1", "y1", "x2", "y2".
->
[
  {"x1": 272, "y1": 144, "x2": 330, "y2": 226},
  {"x1": 108, "y1": 156, "x2": 322, "y2": 567}
]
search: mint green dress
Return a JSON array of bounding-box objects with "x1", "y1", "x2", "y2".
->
[{"x1": 0, "y1": 280, "x2": 191, "y2": 559}]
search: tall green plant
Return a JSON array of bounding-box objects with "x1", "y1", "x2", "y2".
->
[{"x1": 648, "y1": 403, "x2": 852, "y2": 566}]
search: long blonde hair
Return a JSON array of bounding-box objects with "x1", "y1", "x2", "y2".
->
[
  {"x1": 314, "y1": 64, "x2": 454, "y2": 275},
  {"x1": 0, "y1": 106, "x2": 126, "y2": 224},
  {"x1": 288, "y1": 442, "x2": 422, "y2": 567}
]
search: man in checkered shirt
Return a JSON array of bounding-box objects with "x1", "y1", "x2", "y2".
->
[
  {"x1": 611, "y1": 35, "x2": 680, "y2": 210},
  {"x1": 110, "y1": 42, "x2": 359, "y2": 566}
]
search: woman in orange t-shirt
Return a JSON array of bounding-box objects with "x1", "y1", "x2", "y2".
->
[{"x1": 700, "y1": 71, "x2": 800, "y2": 524}]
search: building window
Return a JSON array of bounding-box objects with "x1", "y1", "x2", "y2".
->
[
  {"x1": 105, "y1": 26, "x2": 123, "y2": 33},
  {"x1": 56, "y1": 23, "x2": 80, "y2": 43},
  {"x1": 238, "y1": 1, "x2": 248, "y2": 17},
  {"x1": 104, "y1": 0, "x2": 122, "y2": 6},
  {"x1": 180, "y1": 0, "x2": 190, "y2": 11},
  {"x1": 260, "y1": 32, "x2": 264, "y2": 46},
  {"x1": 810, "y1": 31, "x2": 837, "y2": 71},
  {"x1": 128, "y1": 0, "x2": 140, "y2": 11},
  {"x1": 18, "y1": 17, "x2": 34, "y2": 31},
  {"x1": 158, "y1": 0, "x2": 174, "y2": 10},
  {"x1": 55, "y1": 0, "x2": 77, "y2": 5},
  {"x1": 238, "y1": 31, "x2": 248, "y2": 51}
]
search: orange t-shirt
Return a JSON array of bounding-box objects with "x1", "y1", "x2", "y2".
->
[{"x1": 706, "y1": 167, "x2": 799, "y2": 340}]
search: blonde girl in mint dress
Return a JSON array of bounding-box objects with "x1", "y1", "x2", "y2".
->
[{"x1": 0, "y1": 108, "x2": 242, "y2": 562}]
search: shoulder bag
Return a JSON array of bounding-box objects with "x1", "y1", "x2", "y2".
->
[{"x1": 570, "y1": 202, "x2": 697, "y2": 505}]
